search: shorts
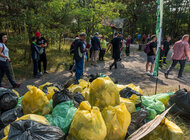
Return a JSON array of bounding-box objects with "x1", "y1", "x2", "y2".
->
[{"x1": 147, "y1": 55, "x2": 155, "y2": 64}]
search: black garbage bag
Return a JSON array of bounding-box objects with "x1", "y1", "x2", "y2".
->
[
  {"x1": 1, "y1": 107, "x2": 23, "y2": 126},
  {"x1": 64, "y1": 78, "x2": 76, "y2": 89},
  {"x1": 169, "y1": 89, "x2": 190, "y2": 118},
  {"x1": 52, "y1": 89, "x2": 73, "y2": 108},
  {"x1": 0, "y1": 88, "x2": 18, "y2": 111},
  {"x1": 7, "y1": 120, "x2": 65, "y2": 140},
  {"x1": 120, "y1": 87, "x2": 142, "y2": 107},
  {"x1": 126, "y1": 108, "x2": 148, "y2": 137},
  {"x1": 42, "y1": 83, "x2": 62, "y2": 95},
  {"x1": 0, "y1": 128, "x2": 4, "y2": 139},
  {"x1": 74, "y1": 92, "x2": 85, "y2": 104},
  {"x1": 120, "y1": 87, "x2": 141, "y2": 98}
]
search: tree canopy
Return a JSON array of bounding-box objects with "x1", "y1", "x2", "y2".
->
[{"x1": 0, "y1": 0, "x2": 189, "y2": 42}]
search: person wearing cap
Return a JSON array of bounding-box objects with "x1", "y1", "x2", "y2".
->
[
  {"x1": 91, "y1": 32, "x2": 101, "y2": 66},
  {"x1": 35, "y1": 29, "x2": 41, "y2": 39},
  {"x1": 74, "y1": 32, "x2": 87, "y2": 83}
]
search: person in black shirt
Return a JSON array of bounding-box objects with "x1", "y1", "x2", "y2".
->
[
  {"x1": 37, "y1": 36, "x2": 48, "y2": 75},
  {"x1": 146, "y1": 35, "x2": 157, "y2": 75},
  {"x1": 74, "y1": 32, "x2": 86, "y2": 83},
  {"x1": 109, "y1": 33, "x2": 123, "y2": 70},
  {"x1": 162, "y1": 36, "x2": 172, "y2": 64}
]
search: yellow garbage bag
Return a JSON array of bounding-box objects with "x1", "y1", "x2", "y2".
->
[
  {"x1": 81, "y1": 87, "x2": 90, "y2": 100},
  {"x1": 21, "y1": 86, "x2": 51, "y2": 115},
  {"x1": 67, "y1": 101, "x2": 107, "y2": 140},
  {"x1": 89, "y1": 77, "x2": 120, "y2": 110},
  {"x1": 78, "y1": 79, "x2": 90, "y2": 89},
  {"x1": 120, "y1": 97, "x2": 136, "y2": 113},
  {"x1": 126, "y1": 83, "x2": 143, "y2": 95},
  {"x1": 102, "y1": 103, "x2": 131, "y2": 140},
  {"x1": 39, "y1": 82, "x2": 59, "y2": 100},
  {"x1": 4, "y1": 114, "x2": 49, "y2": 138},
  {"x1": 68, "y1": 84, "x2": 83, "y2": 93},
  {"x1": 142, "y1": 118, "x2": 184, "y2": 140},
  {"x1": 116, "y1": 84, "x2": 127, "y2": 92}
]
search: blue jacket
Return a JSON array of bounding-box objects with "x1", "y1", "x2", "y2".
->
[{"x1": 91, "y1": 36, "x2": 100, "y2": 51}]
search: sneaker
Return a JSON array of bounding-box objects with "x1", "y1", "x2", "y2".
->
[
  {"x1": 33, "y1": 75, "x2": 41, "y2": 78},
  {"x1": 164, "y1": 73, "x2": 168, "y2": 79},
  {"x1": 149, "y1": 72, "x2": 153, "y2": 76},
  {"x1": 13, "y1": 83, "x2": 21, "y2": 88},
  {"x1": 44, "y1": 71, "x2": 49, "y2": 74},
  {"x1": 178, "y1": 76, "x2": 184, "y2": 79},
  {"x1": 145, "y1": 71, "x2": 150, "y2": 75},
  {"x1": 39, "y1": 72, "x2": 43, "y2": 75}
]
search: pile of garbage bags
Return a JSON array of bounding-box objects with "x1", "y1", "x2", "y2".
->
[{"x1": 0, "y1": 75, "x2": 187, "y2": 140}]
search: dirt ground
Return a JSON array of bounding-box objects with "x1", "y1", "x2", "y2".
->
[{"x1": 10, "y1": 51, "x2": 190, "y2": 95}]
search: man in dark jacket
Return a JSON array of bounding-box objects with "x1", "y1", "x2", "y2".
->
[
  {"x1": 74, "y1": 32, "x2": 87, "y2": 83},
  {"x1": 37, "y1": 36, "x2": 48, "y2": 75},
  {"x1": 109, "y1": 33, "x2": 123, "y2": 70},
  {"x1": 91, "y1": 32, "x2": 100, "y2": 66},
  {"x1": 31, "y1": 37, "x2": 41, "y2": 78}
]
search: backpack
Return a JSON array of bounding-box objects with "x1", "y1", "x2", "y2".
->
[
  {"x1": 70, "y1": 41, "x2": 75, "y2": 54},
  {"x1": 1, "y1": 44, "x2": 5, "y2": 53},
  {"x1": 144, "y1": 42, "x2": 151, "y2": 54}
]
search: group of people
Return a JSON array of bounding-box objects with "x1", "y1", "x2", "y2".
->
[
  {"x1": 145, "y1": 34, "x2": 190, "y2": 79},
  {"x1": 31, "y1": 30, "x2": 48, "y2": 78}
]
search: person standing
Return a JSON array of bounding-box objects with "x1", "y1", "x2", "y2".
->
[
  {"x1": 99, "y1": 35, "x2": 107, "y2": 61},
  {"x1": 109, "y1": 33, "x2": 123, "y2": 70},
  {"x1": 74, "y1": 32, "x2": 86, "y2": 83},
  {"x1": 126, "y1": 35, "x2": 131, "y2": 56},
  {"x1": 0, "y1": 33, "x2": 20, "y2": 88},
  {"x1": 37, "y1": 35, "x2": 48, "y2": 75},
  {"x1": 165, "y1": 35, "x2": 190, "y2": 79},
  {"x1": 147, "y1": 34, "x2": 151, "y2": 43},
  {"x1": 162, "y1": 36, "x2": 172, "y2": 64},
  {"x1": 91, "y1": 32, "x2": 100, "y2": 66},
  {"x1": 142, "y1": 34, "x2": 146, "y2": 44},
  {"x1": 31, "y1": 37, "x2": 42, "y2": 78},
  {"x1": 145, "y1": 35, "x2": 157, "y2": 75}
]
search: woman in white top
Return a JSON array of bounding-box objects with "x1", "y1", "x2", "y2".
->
[{"x1": 0, "y1": 33, "x2": 20, "y2": 88}]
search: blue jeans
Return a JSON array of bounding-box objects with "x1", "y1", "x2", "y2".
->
[
  {"x1": 75, "y1": 59, "x2": 84, "y2": 82},
  {"x1": 0, "y1": 60, "x2": 16, "y2": 87}
]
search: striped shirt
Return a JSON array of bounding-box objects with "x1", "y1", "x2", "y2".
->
[{"x1": 172, "y1": 40, "x2": 190, "y2": 60}]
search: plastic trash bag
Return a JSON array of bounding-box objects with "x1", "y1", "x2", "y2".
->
[
  {"x1": 7, "y1": 120, "x2": 65, "y2": 140},
  {"x1": 67, "y1": 101, "x2": 107, "y2": 140},
  {"x1": 21, "y1": 86, "x2": 51, "y2": 115},
  {"x1": 120, "y1": 97, "x2": 136, "y2": 113},
  {"x1": 0, "y1": 87, "x2": 18, "y2": 111},
  {"x1": 3, "y1": 114, "x2": 50, "y2": 138},
  {"x1": 78, "y1": 79, "x2": 90, "y2": 89},
  {"x1": 142, "y1": 118, "x2": 184, "y2": 140},
  {"x1": 127, "y1": 108, "x2": 148, "y2": 136},
  {"x1": 169, "y1": 89, "x2": 190, "y2": 118},
  {"x1": 81, "y1": 87, "x2": 90, "y2": 100},
  {"x1": 119, "y1": 87, "x2": 142, "y2": 105},
  {"x1": 45, "y1": 101, "x2": 77, "y2": 134},
  {"x1": 39, "y1": 82, "x2": 61, "y2": 100},
  {"x1": 142, "y1": 96, "x2": 165, "y2": 120},
  {"x1": 0, "y1": 107, "x2": 23, "y2": 126},
  {"x1": 102, "y1": 103, "x2": 131, "y2": 140},
  {"x1": 52, "y1": 89, "x2": 72, "y2": 108},
  {"x1": 16, "y1": 96, "x2": 23, "y2": 108},
  {"x1": 89, "y1": 77, "x2": 120, "y2": 110},
  {"x1": 74, "y1": 92, "x2": 85, "y2": 104},
  {"x1": 68, "y1": 84, "x2": 83, "y2": 93},
  {"x1": 127, "y1": 83, "x2": 143, "y2": 95}
]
